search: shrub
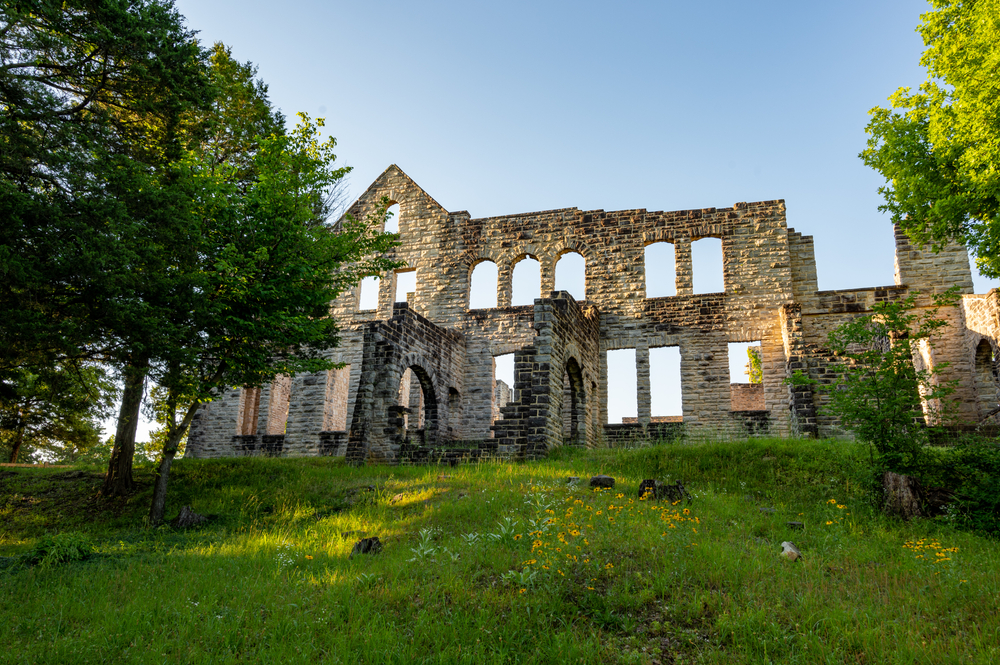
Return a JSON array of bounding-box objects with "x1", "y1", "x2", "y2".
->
[
  {"x1": 21, "y1": 532, "x2": 94, "y2": 567},
  {"x1": 940, "y1": 436, "x2": 1000, "y2": 535}
]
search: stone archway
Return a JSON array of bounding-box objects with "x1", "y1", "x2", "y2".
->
[
  {"x1": 395, "y1": 363, "x2": 439, "y2": 446},
  {"x1": 974, "y1": 338, "x2": 998, "y2": 420},
  {"x1": 562, "y1": 356, "x2": 587, "y2": 446}
]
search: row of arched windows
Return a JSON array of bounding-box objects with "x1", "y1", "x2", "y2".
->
[
  {"x1": 469, "y1": 252, "x2": 588, "y2": 308},
  {"x1": 356, "y1": 238, "x2": 726, "y2": 312}
]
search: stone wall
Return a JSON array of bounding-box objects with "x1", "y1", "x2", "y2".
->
[
  {"x1": 185, "y1": 166, "x2": 1000, "y2": 460},
  {"x1": 731, "y1": 383, "x2": 764, "y2": 411}
]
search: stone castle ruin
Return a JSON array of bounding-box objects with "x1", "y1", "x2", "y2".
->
[{"x1": 186, "y1": 166, "x2": 1000, "y2": 462}]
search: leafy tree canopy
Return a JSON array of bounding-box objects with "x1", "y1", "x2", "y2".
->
[
  {"x1": 861, "y1": 0, "x2": 1000, "y2": 277},
  {"x1": 0, "y1": 362, "x2": 113, "y2": 463}
]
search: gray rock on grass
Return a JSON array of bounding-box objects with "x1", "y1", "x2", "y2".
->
[
  {"x1": 350, "y1": 537, "x2": 383, "y2": 558},
  {"x1": 780, "y1": 541, "x2": 802, "y2": 561},
  {"x1": 589, "y1": 475, "x2": 615, "y2": 488}
]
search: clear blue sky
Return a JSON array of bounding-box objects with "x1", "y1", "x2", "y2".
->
[{"x1": 123, "y1": 0, "x2": 999, "y2": 438}]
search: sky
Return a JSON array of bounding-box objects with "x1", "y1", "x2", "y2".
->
[{"x1": 114, "y1": 0, "x2": 998, "y2": 437}]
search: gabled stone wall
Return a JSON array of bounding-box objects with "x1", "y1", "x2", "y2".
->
[{"x1": 184, "y1": 165, "x2": 1000, "y2": 461}]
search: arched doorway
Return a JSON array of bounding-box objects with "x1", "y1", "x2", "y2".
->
[
  {"x1": 394, "y1": 364, "x2": 439, "y2": 446},
  {"x1": 562, "y1": 357, "x2": 587, "y2": 446},
  {"x1": 974, "y1": 339, "x2": 998, "y2": 420}
]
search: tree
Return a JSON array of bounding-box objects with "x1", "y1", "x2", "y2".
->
[
  {"x1": 744, "y1": 346, "x2": 762, "y2": 384},
  {"x1": 0, "y1": 362, "x2": 113, "y2": 463},
  {"x1": 145, "y1": 115, "x2": 400, "y2": 524},
  {"x1": 0, "y1": 0, "x2": 211, "y2": 493},
  {"x1": 861, "y1": 0, "x2": 1000, "y2": 276},
  {"x1": 789, "y1": 290, "x2": 959, "y2": 516}
]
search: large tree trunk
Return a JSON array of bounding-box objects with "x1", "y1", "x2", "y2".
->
[
  {"x1": 8, "y1": 422, "x2": 25, "y2": 463},
  {"x1": 882, "y1": 471, "x2": 924, "y2": 520},
  {"x1": 103, "y1": 360, "x2": 147, "y2": 497}
]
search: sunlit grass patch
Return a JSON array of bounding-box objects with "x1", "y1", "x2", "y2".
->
[{"x1": 1, "y1": 438, "x2": 998, "y2": 664}]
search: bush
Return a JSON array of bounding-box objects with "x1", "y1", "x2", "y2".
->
[
  {"x1": 21, "y1": 532, "x2": 94, "y2": 567},
  {"x1": 939, "y1": 436, "x2": 1000, "y2": 535}
]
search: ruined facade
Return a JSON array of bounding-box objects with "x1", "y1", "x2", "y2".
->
[{"x1": 185, "y1": 166, "x2": 1000, "y2": 462}]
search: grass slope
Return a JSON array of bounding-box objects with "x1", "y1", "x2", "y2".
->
[{"x1": 0, "y1": 438, "x2": 997, "y2": 664}]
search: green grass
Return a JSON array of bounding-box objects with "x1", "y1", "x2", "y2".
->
[{"x1": 1, "y1": 438, "x2": 997, "y2": 664}]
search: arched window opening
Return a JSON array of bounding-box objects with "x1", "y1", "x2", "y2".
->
[
  {"x1": 606, "y1": 348, "x2": 637, "y2": 424},
  {"x1": 395, "y1": 269, "x2": 416, "y2": 303},
  {"x1": 511, "y1": 256, "x2": 541, "y2": 306},
  {"x1": 358, "y1": 276, "x2": 380, "y2": 311},
  {"x1": 398, "y1": 368, "x2": 424, "y2": 431},
  {"x1": 384, "y1": 203, "x2": 400, "y2": 234},
  {"x1": 470, "y1": 261, "x2": 499, "y2": 309},
  {"x1": 649, "y1": 347, "x2": 682, "y2": 418},
  {"x1": 728, "y1": 342, "x2": 764, "y2": 411},
  {"x1": 395, "y1": 365, "x2": 438, "y2": 446},
  {"x1": 692, "y1": 237, "x2": 724, "y2": 294},
  {"x1": 974, "y1": 339, "x2": 998, "y2": 419},
  {"x1": 555, "y1": 252, "x2": 586, "y2": 300},
  {"x1": 644, "y1": 242, "x2": 677, "y2": 298}
]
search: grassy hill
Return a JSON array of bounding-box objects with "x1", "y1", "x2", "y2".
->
[{"x1": 1, "y1": 438, "x2": 997, "y2": 664}]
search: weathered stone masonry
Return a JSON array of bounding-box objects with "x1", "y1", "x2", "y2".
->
[{"x1": 185, "y1": 165, "x2": 1000, "y2": 462}]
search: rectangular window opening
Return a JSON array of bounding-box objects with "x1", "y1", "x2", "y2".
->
[
  {"x1": 606, "y1": 348, "x2": 637, "y2": 424},
  {"x1": 493, "y1": 353, "x2": 515, "y2": 422},
  {"x1": 264, "y1": 375, "x2": 292, "y2": 435},
  {"x1": 358, "y1": 276, "x2": 380, "y2": 311},
  {"x1": 692, "y1": 237, "x2": 724, "y2": 294},
  {"x1": 650, "y1": 346, "x2": 682, "y2": 419},
  {"x1": 323, "y1": 365, "x2": 351, "y2": 431},
  {"x1": 644, "y1": 243, "x2": 677, "y2": 298},
  {"x1": 395, "y1": 269, "x2": 416, "y2": 303},
  {"x1": 728, "y1": 341, "x2": 763, "y2": 411}
]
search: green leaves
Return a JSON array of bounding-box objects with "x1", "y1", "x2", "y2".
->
[
  {"x1": 799, "y1": 290, "x2": 960, "y2": 475},
  {"x1": 861, "y1": 0, "x2": 1000, "y2": 276}
]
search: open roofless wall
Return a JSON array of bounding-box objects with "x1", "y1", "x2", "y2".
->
[{"x1": 186, "y1": 165, "x2": 1000, "y2": 462}]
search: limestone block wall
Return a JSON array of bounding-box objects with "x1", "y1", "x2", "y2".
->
[
  {"x1": 731, "y1": 383, "x2": 765, "y2": 411},
  {"x1": 492, "y1": 292, "x2": 601, "y2": 457},
  {"x1": 346, "y1": 303, "x2": 467, "y2": 463},
  {"x1": 186, "y1": 388, "x2": 243, "y2": 458},
  {"x1": 187, "y1": 165, "x2": 990, "y2": 460},
  {"x1": 962, "y1": 291, "x2": 1000, "y2": 419}
]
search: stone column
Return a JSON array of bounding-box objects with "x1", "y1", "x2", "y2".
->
[
  {"x1": 598, "y1": 349, "x2": 609, "y2": 430},
  {"x1": 636, "y1": 343, "x2": 651, "y2": 426},
  {"x1": 675, "y1": 238, "x2": 693, "y2": 296},
  {"x1": 497, "y1": 264, "x2": 513, "y2": 307},
  {"x1": 377, "y1": 273, "x2": 394, "y2": 318},
  {"x1": 540, "y1": 260, "x2": 556, "y2": 296}
]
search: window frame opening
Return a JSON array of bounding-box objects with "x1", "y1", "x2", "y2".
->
[
  {"x1": 394, "y1": 268, "x2": 416, "y2": 303},
  {"x1": 605, "y1": 348, "x2": 638, "y2": 424},
  {"x1": 554, "y1": 251, "x2": 586, "y2": 301},
  {"x1": 649, "y1": 346, "x2": 682, "y2": 420},
  {"x1": 511, "y1": 255, "x2": 541, "y2": 306},
  {"x1": 644, "y1": 242, "x2": 677, "y2": 298},
  {"x1": 358, "y1": 275, "x2": 381, "y2": 311},
  {"x1": 469, "y1": 260, "x2": 499, "y2": 309},
  {"x1": 691, "y1": 237, "x2": 725, "y2": 295}
]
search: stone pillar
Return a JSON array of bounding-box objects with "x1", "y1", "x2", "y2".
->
[
  {"x1": 540, "y1": 260, "x2": 556, "y2": 295},
  {"x1": 497, "y1": 264, "x2": 513, "y2": 307},
  {"x1": 598, "y1": 348, "x2": 609, "y2": 430},
  {"x1": 377, "y1": 273, "x2": 394, "y2": 318},
  {"x1": 675, "y1": 238, "x2": 693, "y2": 296},
  {"x1": 636, "y1": 343, "x2": 651, "y2": 426}
]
